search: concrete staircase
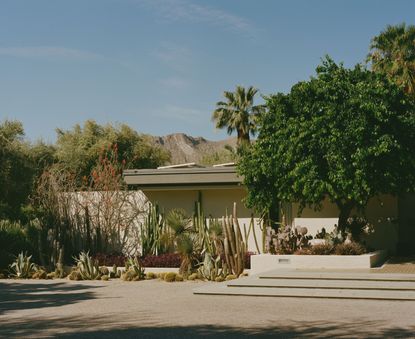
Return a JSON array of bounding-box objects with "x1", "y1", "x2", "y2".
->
[{"x1": 193, "y1": 270, "x2": 415, "y2": 301}]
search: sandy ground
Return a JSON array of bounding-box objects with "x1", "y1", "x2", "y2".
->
[{"x1": 1, "y1": 279, "x2": 415, "y2": 338}]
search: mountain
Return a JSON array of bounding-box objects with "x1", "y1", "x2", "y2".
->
[{"x1": 151, "y1": 133, "x2": 237, "y2": 165}]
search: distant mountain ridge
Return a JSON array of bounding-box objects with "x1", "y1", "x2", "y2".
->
[{"x1": 151, "y1": 133, "x2": 237, "y2": 165}]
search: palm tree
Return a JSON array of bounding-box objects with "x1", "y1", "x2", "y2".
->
[
  {"x1": 367, "y1": 23, "x2": 415, "y2": 97},
  {"x1": 212, "y1": 86, "x2": 264, "y2": 147}
]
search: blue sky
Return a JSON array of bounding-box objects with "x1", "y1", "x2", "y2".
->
[{"x1": 0, "y1": 0, "x2": 414, "y2": 142}]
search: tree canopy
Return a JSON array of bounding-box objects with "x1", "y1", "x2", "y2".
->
[
  {"x1": 55, "y1": 120, "x2": 170, "y2": 179},
  {"x1": 212, "y1": 86, "x2": 264, "y2": 147},
  {"x1": 367, "y1": 23, "x2": 415, "y2": 98},
  {"x1": 238, "y1": 57, "x2": 415, "y2": 230}
]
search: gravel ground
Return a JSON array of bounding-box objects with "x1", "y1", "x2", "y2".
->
[{"x1": 1, "y1": 279, "x2": 415, "y2": 338}]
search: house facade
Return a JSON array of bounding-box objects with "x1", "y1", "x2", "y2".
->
[{"x1": 124, "y1": 164, "x2": 413, "y2": 254}]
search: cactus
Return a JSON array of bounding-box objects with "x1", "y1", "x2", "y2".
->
[
  {"x1": 123, "y1": 257, "x2": 146, "y2": 281},
  {"x1": 175, "y1": 274, "x2": 184, "y2": 282},
  {"x1": 187, "y1": 273, "x2": 198, "y2": 281},
  {"x1": 222, "y1": 203, "x2": 246, "y2": 277},
  {"x1": 164, "y1": 272, "x2": 177, "y2": 282}
]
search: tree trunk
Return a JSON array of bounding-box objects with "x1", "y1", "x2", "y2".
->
[
  {"x1": 237, "y1": 130, "x2": 250, "y2": 148},
  {"x1": 336, "y1": 201, "x2": 355, "y2": 234}
]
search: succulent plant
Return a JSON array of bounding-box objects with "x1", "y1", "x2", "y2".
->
[
  {"x1": 68, "y1": 270, "x2": 82, "y2": 281},
  {"x1": 125, "y1": 257, "x2": 145, "y2": 280},
  {"x1": 175, "y1": 274, "x2": 184, "y2": 282},
  {"x1": 101, "y1": 275, "x2": 109, "y2": 281},
  {"x1": 75, "y1": 251, "x2": 101, "y2": 280},
  {"x1": 100, "y1": 266, "x2": 110, "y2": 276},
  {"x1": 187, "y1": 273, "x2": 198, "y2": 281},
  {"x1": 146, "y1": 272, "x2": 157, "y2": 280},
  {"x1": 164, "y1": 272, "x2": 177, "y2": 282},
  {"x1": 9, "y1": 252, "x2": 36, "y2": 279},
  {"x1": 32, "y1": 268, "x2": 48, "y2": 279}
]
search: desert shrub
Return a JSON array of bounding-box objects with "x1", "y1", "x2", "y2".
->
[
  {"x1": 93, "y1": 253, "x2": 126, "y2": 267},
  {"x1": 164, "y1": 272, "x2": 177, "y2": 282},
  {"x1": 0, "y1": 220, "x2": 35, "y2": 269},
  {"x1": 139, "y1": 253, "x2": 181, "y2": 268},
  {"x1": 334, "y1": 242, "x2": 366, "y2": 255},
  {"x1": 310, "y1": 244, "x2": 334, "y2": 255}
]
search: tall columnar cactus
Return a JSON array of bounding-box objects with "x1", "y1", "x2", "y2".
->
[{"x1": 222, "y1": 203, "x2": 246, "y2": 277}]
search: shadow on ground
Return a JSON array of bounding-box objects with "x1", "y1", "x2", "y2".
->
[
  {"x1": 0, "y1": 316, "x2": 414, "y2": 338},
  {"x1": 0, "y1": 281, "x2": 100, "y2": 315}
]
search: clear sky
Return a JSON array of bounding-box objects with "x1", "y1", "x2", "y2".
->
[{"x1": 0, "y1": 0, "x2": 414, "y2": 142}]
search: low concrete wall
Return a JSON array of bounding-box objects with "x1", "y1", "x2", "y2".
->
[{"x1": 250, "y1": 250, "x2": 388, "y2": 275}]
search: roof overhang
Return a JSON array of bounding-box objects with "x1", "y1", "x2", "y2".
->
[{"x1": 123, "y1": 166, "x2": 243, "y2": 190}]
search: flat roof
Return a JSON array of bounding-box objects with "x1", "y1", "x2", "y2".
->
[{"x1": 123, "y1": 166, "x2": 243, "y2": 190}]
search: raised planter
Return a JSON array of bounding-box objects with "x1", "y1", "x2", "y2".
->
[{"x1": 250, "y1": 250, "x2": 388, "y2": 275}]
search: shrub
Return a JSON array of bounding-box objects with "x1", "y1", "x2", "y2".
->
[
  {"x1": 93, "y1": 253, "x2": 126, "y2": 267},
  {"x1": 139, "y1": 253, "x2": 181, "y2": 268},
  {"x1": 310, "y1": 244, "x2": 334, "y2": 255},
  {"x1": 0, "y1": 220, "x2": 35, "y2": 270},
  {"x1": 334, "y1": 242, "x2": 366, "y2": 255},
  {"x1": 164, "y1": 272, "x2": 177, "y2": 282}
]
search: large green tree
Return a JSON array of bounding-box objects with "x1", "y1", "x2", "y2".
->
[
  {"x1": 0, "y1": 120, "x2": 55, "y2": 220},
  {"x1": 367, "y1": 23, "x2": 415, "y2": 97},
  {"x1": 55, "y1": 120, "x2": 170, "y2": 179},
  {"x1": 239, "y1": 57, "x2": 415, "y2": 232},
  {"x1": 212, "y1": 85, "x2": 264, "y2": 147}
]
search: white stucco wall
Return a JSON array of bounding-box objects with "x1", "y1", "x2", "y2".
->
[{"x1": 289, "y1": 195, "x2": 399, "y2": 252}]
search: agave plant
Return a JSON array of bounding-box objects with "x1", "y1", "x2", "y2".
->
[
  {"x1": 9, "y1": 252, "x2": 36, "y2": 279},
  {"x1": 75, "y1": 251, "x2": 101, "y2": 280}
]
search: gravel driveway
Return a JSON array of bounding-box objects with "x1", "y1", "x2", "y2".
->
[{"x1": 1, "y1": 279, "x2": 414, "y2": 338}]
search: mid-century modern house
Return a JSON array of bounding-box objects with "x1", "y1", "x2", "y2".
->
[{"x1": 124, "y1": 163, "x2": 415, "y2": 254}]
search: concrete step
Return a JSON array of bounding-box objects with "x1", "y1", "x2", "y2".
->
[
  {"x1": 193, "y1": 284, "x2": 415, "y2": 301},
  {"x1": 226, "y1": 277, "x2": 415, "y2": 291},
  {"x1": 258, "y1": 270, "x2": 415, "y2": 282}
]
